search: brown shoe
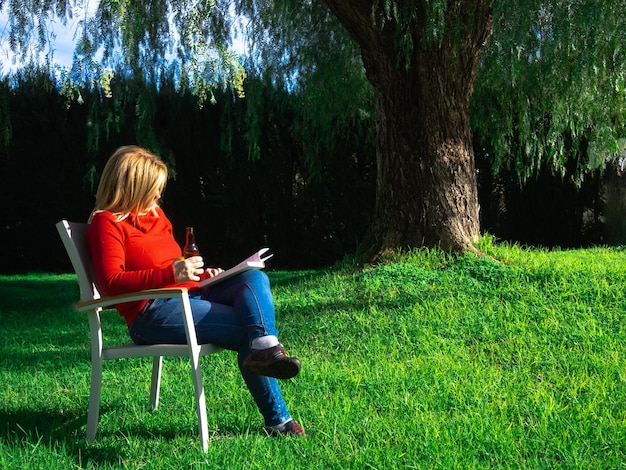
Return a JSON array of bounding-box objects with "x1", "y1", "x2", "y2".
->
[
  {"x1": 243, "y1": 344, "x2": 301, "y2": 379},
  {"x1": 265, "y1": 419, "x2": 305, "y2": 437}
]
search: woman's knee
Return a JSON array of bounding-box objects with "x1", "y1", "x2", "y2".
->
[{"x1": 239, "y1": 269, "x2": 270, "y2": 287}]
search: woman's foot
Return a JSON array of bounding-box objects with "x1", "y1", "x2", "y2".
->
[
  {"x1": 243, "y1": 344, "x2": 301, "y2": 379},
  {"x1": 265, "y1": 419, "x2": 305, "y2": 437}
]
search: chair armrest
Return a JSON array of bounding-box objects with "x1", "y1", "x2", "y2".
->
[{"x1": 76, "y1": 287, "x2": 190, "y2": 312}]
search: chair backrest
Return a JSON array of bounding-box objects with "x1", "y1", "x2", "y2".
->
[{"x1": 56, "y1": 220, "x2": 101, "y2": 303}]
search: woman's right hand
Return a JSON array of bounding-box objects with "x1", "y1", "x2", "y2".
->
[{"x1": 172, "y1": 256, "x2": 205, "y2": 282}]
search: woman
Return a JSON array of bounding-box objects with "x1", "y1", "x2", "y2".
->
[{"x1": 87, "y1": 145, "x2": 303, "y2": 436}]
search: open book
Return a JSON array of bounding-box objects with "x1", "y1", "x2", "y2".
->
[{"x1": 198, "y1": 248, "x2": 273, "y2": 288}]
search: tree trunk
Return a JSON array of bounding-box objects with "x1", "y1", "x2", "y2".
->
[{"x1": 324, "y1": 1, "x2": 493, "y2": 254}]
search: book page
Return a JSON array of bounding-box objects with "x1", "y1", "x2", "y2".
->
[{"x1": 198, "y1": 248, "x2": 273, "y2": 288}]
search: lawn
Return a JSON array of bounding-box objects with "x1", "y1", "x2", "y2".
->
[{"x1": 1, "y1": 237, "x2": 625, "y2": 469}]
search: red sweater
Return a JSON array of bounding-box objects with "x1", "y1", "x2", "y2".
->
[{"x1": 87, "y1": 207, "x2": 198, "y2": 326}]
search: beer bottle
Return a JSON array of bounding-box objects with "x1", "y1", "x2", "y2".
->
[{"x1": 183, "y1": 227, "x2": 200, "y2": 258}]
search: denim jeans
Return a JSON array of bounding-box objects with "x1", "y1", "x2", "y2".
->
[{"x1": 128, "y1": 270, "x2": 291, "y2": 427}]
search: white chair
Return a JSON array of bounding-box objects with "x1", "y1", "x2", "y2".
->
[{"x1": 56, "y1": 220, "x2": 221, "y2": 451}]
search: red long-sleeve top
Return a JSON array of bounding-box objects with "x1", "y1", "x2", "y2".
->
[{"x1": 87, "y1": 207, "x2": 199, "y2": 326}]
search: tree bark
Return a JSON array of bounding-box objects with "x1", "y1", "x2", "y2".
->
[{"x1": 324, "y1": 1, "x2": 493, "y2": 254}]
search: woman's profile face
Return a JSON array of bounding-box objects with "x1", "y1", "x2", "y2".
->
[{"x1": 138, "y1": 171, "x2": 166, "y2": 215}]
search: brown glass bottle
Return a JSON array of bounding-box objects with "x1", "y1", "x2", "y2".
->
[{"x1": 183, "y1": 227, "x2": 200, "y2": 258}]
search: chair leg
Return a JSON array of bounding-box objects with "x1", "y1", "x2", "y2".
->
[
  {"x1": 189, "y1": 351, "x2": 209, "y2": 452},
  {"x1": 86, "y1": 358, "x2": 103, "y2": 441},
  {"x1": 149, "y1": 356, "x2": 163, "y2": 409}
]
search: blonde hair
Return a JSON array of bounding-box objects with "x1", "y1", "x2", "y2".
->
[{"x1": 90, "y1": 146, "x2": 168, "y2": 222}]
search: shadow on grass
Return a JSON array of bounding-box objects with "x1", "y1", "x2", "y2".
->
[
  {"x1": 0, "y1": 276, "x2": 90, "y2": 370},
  {"x1": 0, "y1": 405, "x2": 246, "y2": 465},
  {"x1": 0, "y1": 408, "x2": 86, "y2": 442},
  {"x1": 268, "y1": 269, "x2": 321, "y2": 288}
]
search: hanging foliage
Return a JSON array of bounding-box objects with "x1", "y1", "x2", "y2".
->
[{"x1": 472, "y1": 0, "x2": 626, "y2": 185}]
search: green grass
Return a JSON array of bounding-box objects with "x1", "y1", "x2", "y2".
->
[{"x1": 1, "y1": 238, "x2": 625, "y2": 469}]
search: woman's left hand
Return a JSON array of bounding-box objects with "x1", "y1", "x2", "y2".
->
[{"x1": 204, "y1": 267, "x2": 224, "y2": 278}]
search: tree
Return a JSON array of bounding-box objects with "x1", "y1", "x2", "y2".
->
[
  {"x1": 2, "y1": 0, "x2": 625, "y2": 256},
  {"x1": 239, "y1": 0, "x2": 626, "y2": 255},
  {"x1": 322, "y1": 1, "x2": 492, "y2": 253}
]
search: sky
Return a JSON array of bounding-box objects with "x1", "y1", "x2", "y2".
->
[
  {"x1": 0, "y1": 3, "x2": 248, "y2": 76},
  {"x1": 0, "y1": 4, "x2": 95, "y2": 74}
]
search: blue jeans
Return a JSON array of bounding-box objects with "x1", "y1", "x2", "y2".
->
[{"x1": 128, "y1": 270, "x2": 291, "y2": 427}]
